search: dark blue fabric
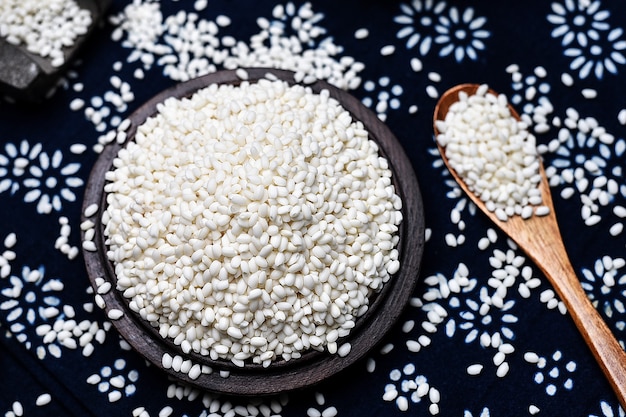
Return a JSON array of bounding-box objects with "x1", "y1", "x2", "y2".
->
[{"x1": 1, "y1": 0, "x2": 625, "y2": 415}]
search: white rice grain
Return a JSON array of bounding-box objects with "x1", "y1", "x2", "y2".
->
[
  {"x1": 84, "y1": 203, "x2": 99, "y2": 218},
  {"x1": 396, "y1": 396, "x2": 408, "y2": 411},
  {"x1": 410, "y1": 57, "x2": 423, "y2": 73},
  {"x1": 107, "y1": 309, "x2": 124, "y2": 320},
  {"x1": 428, "y1": 72, "x2": 441, "y2": 83},
  {"x1": 609, "y1": 223, "x2": 623, "y2": 236},
  {"x1": 467, "y1": 364, "x2": 483, "y2": 375},
  {"x1": 36, "y1": 393, "x2": 52, "y2": 406},
  {"x1": 322, "y1": 406, "x2": 338, "y2": 417},
  {"x1": 582, "y1": 88, "x2": 597, "y2": 99},
  {"x1": 406, "y1": 340, "x2": 421, "y2": 352},
  {"x1": 380, "y1": 45, "x2": 395, "y2": 56},
  {"x1": 561, "y1": 73, "x2": 574, "y2": 86},
  {"x1": 4, "y1": 233, "x2": 16, "y2": 248},
  {"x1": 354, "y1": 28, "x2": 369, "y2": 39},
  {"x1": 101, "y1": 80, "x2": 403, "y2": 365},
  {"x1": 426, "y1": 85, "x2": 439, "y2": 99},
  {"x1": 496, "y1": 361, "x2": 510, "y2": 377}
]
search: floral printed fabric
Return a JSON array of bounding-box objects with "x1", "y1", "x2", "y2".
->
[{"x1": 1, "y1": 0, "x2": 625, "y2": 416}]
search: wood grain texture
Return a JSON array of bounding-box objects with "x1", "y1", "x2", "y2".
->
[
  {"x1": 81, "y1": 68, "x2": 425, "y2": 396},
  {"x1": 434, "y1": 83, "x2": 626, "y2": 409}
]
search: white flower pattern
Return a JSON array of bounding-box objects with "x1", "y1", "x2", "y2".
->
[
  {"x1": 394, "y1": 0, "x2": 489, "y2": 61},
  {"x1": 434, "y1": 6, "x2": 489, "y2": 62},
  {"x1": 394, "y1": 0, "x2": 447, "y2": 55},
  {"x1": 0, "y1": 265, "x2": 61, "y2": 345},
  {"x1": 22, "y1": 149, "x2": 83, "y2": 214},
  {"x1": 548, "y1": 0, "x2": 626, "y2": 78},
  {"x1": 87, "y1": 359, "x2": 139, "y2": 402},
  {"x1": 0, "y1": 140, "x2": 42, "y2": 195},
  {"x1": 531, "y1": 350, "x2": 577, "y2": 397},
  {"x1": 590, "y1": 400, "x2": 626, "y2": 417},
  {"x1": 0, "y1": 141, "x2": 84, "y2": 214},
  {"x1": 361, "y1": 76, "x2": 403, "y2": 121},
  {"x1": 581, "y1": 256, "x2": 626, "y2": 343}
]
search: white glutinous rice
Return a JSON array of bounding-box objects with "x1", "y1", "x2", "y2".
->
[
  {"x1": 36, "y1": 393, "x2": 52, "y2": 406},
  {"x1": 466, "y1": 364, "x2": 483, "y2": 375},
  {"x1": 582, "y1": 88, "x2": 597, "y2": 99},
  {"x1": 380, "y1": 45, "x2": 395, "y2": 56},
  {"x1": 435, "y1": 84, "x2": 547, "y2": 221},
  {"x1": 103, "y1": 79, "x2": 403, "y2": 366},
  {"x1": 354, "y1": 28, "x2": 369, "y2": 40},
  {"x1": 0, "y1": 0, "x2": 92, "y2": 67}
]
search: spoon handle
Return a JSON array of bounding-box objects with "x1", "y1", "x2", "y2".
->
[{"x1": 530, "y1": 231, "x2": 626, "y2": 409}]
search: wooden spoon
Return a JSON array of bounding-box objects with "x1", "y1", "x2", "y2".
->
[{"x1": 433, "y1": 83, "x2": 626, "y2": 408}]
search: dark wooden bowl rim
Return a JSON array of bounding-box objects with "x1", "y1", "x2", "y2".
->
[{"x1": 81, "y1": 68, "x2": 424, "y2": 396}]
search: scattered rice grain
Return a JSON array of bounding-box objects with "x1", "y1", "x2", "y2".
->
[
  {"x1": 406, "y1": 340, "x2": 421, "y2": 352},
  {"x1": 322, "y1": 406, "x2": 337, "y2": 417},
  {"x1": 581, "y1": 88, "x2": 597, "y2": 99},
  {"x1": 496, "y1": 361, "x2": 510, "y2": 377},
  {"x1": 36, "y1": 393, "x2": 52, "y2": 406},
  {"x1": 428, "y1": 72, "x2": 441, "y2": 83},
  {"x1": 609, "y1": 223, "x2": 623, "y2": 236},
  {"x1": 396, "y1": 396, "x2": 408, "y2": 411},
  {"x1": 70, "y1": 99, "x2": 85, "y2": 111},
  {"x1": 107, "y1": 308, "x2": 124, "y2": 320},
  {"x1": 380, "y1": 45, "x2": 395, "y2": 56},
  {"x1": 561, "y1": 73, "x2": 574, "y2": 86},
  {"x1": 467, "y1": 364, "x2": 483, "y2": 375},
  {"x1": 354, "y1": 28, "x2": 369, "y2": 39},
  {"x1": 84, "y1": 203, "x2": 99, "y2": 217},
  {"x1": 426, "y1": 85, "x2": 439, "y2": 99},
  {"x1": 410, "y1": 57, "x2": 423, "y2": 73}
]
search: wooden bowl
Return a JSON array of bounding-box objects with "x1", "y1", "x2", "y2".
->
[{"x1": 81, "y1": 68, "x2": 424, "y2": 396}]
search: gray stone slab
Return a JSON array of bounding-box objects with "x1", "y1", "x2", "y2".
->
[{"x1": 0, "y1": 0, "x2": 112, "y2": 102}]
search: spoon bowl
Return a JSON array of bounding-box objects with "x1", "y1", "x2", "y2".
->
[{"x1": 434, "y1": 83, "x2": 626, "y2": 408}]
